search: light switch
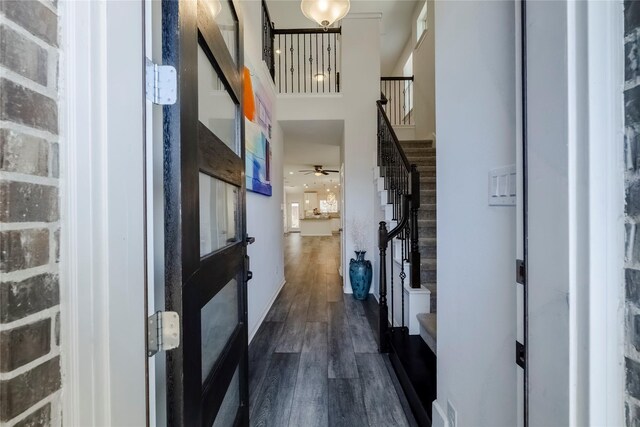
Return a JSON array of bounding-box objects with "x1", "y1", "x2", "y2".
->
[{"x1": 488, "y1": 165, "x2": 516, "y2": 206}]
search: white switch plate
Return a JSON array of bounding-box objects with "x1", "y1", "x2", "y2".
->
[
  {"x1": 488, "y1": 165, "x2": 516, "y2": 206},
  {"x1": 447, "y1": 400, "x2": 457, "y2": 427}
]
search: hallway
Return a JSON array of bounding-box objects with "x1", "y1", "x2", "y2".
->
[{"x1": 248, "y1": 234, "x2": 414, "y2": 426}]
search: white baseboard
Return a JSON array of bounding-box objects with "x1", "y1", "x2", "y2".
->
[
  {"x1": 248, "y1": 278, "x2": 286, "y2": 344},
  {"x1": 432, "y1": 400, "x2": 449, "y2": 427}
]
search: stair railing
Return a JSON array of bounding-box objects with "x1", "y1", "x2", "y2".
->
[
  {"x1": 380, "y1": 76, "x2": 414, "y2": 126},
  {"x1": 377, "y1": 98, "x2": 421, "y2": 351}
]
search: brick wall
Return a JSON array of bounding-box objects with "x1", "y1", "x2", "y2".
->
[{"x1": 0, "y1": 1, "x2": 61, "y2": 426}]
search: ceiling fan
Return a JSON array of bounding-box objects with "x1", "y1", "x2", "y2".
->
[{"x1": 299, "y1": 165, "x2": 339, "y2": 176}]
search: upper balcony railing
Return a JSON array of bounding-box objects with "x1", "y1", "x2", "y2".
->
[
  {"x1": 380, "y1": 76, "x2": 414, "y2": 126},
  {"x1": 262, "y1": 0, "x2": 275, "y2": 79},
  {"x1": 273, "y1": 28, "x2": 341, "y2": 94},
  {"x1": 262, "y1": 1, "x2": 341, "y2": 94}
]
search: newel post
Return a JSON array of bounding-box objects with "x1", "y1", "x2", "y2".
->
[
  {"x1": 410, "y1": 164, "x2": 421, "y2": 288},
  {"x1": 378, "y1": 221, "x2": 390, "y2": 353}
]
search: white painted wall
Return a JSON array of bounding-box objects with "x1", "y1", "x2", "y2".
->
[
  {"x1": 277, "y1": 94, "x2": 344, "y2": 121},
  {"x1": 434, "y1": 1, "x2": 516, "y2": 426},
  {"x1": 240, "y1": 0, "x2": 286, "y2": 341},
  {"x1": 391, "y1": 0, "x2": 435, "y2": 141},
  {"x1": 341, "y1": 14, "x2": 381, "y2": 293}
]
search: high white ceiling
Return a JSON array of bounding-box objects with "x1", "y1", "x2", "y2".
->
[
  {"x1": 281, "y1": 119, "x2": 343, "y2": 166},
  {"x1": 265, "y1": 0, "x2": 419, "y2": 74},
  {"x1": 281, "y1": 119, "x2": 343, "y2": 191}
]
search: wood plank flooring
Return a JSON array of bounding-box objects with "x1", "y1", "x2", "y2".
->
[{"x1": 249, "y1": 234, "x2": 413, "y2": 427}]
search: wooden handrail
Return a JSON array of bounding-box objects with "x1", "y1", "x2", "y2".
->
[{"x1": 381, "y1": 76, "x2": 414, "y2": 81}]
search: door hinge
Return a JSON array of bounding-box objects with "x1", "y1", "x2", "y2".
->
[
  {"x1": 148, "y1": 311, "x2": 180, "y2": 357},
  {"x1": 145, "y1": 58, "x2": 177, "y2": 105},
  {"x1": 516, "y1": 259, "x2": 526, "y2": 285},
  {"x1": 516, "y1": 340, "x2": 526, "y2": 369}
]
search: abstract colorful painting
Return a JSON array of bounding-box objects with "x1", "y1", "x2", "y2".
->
[
  {"x1": 245, "y1": 119, "x2": 272, "y2": 196},
  {"x1": 244, "y1": 61, "x2": 273, "y2": 197}
]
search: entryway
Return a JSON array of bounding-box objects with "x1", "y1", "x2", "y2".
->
[{"x1": 248, "y1": 234, "x2": 415, "y2": 426}]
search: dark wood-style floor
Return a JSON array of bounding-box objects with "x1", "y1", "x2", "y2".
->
[{"x1": 248, "y1": 234, "x2": 415, "y2": 427}]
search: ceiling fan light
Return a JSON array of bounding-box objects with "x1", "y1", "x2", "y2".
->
[
  {"x1": 301, "y1": 0, "x2": 350, "y2": 29},
  {"x1": 314, "y1": 172, "x2": 323, "y2": 176}
]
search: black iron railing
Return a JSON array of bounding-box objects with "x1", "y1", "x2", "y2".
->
[
  {"x1": 273, "y1": 28, "x2": 341, "y2": 94},
  {"x1": 377, "y1": 97, "x2": 420, "y2": 351},
  {"x1": 380, "y1": 76, "x2": 414, "y2": 126},
  {"x1": 262, "y1": 0, "x2": 275, "y2": 79}
]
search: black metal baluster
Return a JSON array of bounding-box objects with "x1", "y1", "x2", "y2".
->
[
  {"x1": 278, "y1": 35, "x2": 281, "y2": 92},
  {"x1": 334, "y1": 33, "x2": 337, "y2": 92},
  {"x1": 322, "y1": 33, "x2": 325, "y2": 92},
  {"x1": 396, "y1": 81, "x2": 399, "y2": 125},
  {"x1": 309, "y1": 34, "x2": 313, "y2": 93},
  {"x1": 400, "y1": 227, "x2": 406, "y2": 329},
  {"x1": 290, "y1": 34, "x2": 294, "y2": 93},
  {"x1": 284, "y1": 34, "x2": 287, "y2": 93},
  {"x1": 297, "y1": 34, "x2": 300, "y2": 93},
  {"x1": 315, "y1": 34, "x2": 319, "y2": 92},
  {"x1": 410, "y1": 164, "x2": 421, "y2": 288},
  {"x1": 327, "y1": 34, "x2": 332, "y2": 93},
  {"x1": 403, "y1": 84, "x2": 406, "y2": 124},
  {"x1": 409, "y1": 80, "x2": 412, "y2": 124},
  {"x1": 378, "y1": 221, "x2": 389, "y2": 353},
  {"x1": 390, "y1": 235, "x2": 394, "y2": 327}
]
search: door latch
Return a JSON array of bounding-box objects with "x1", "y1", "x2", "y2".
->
[
  {"x1": 516, "y1": 340, "x2": 526, "y2": 369},
  {"x1": 148, "y1": 311, "x2": 180, "y2": 357},
  {"x1": 245, "y1": 254, "x2": 253, "y2": 281},
  {"x1": 516, "y1": 259, "x2": 526, "y2": 285}
]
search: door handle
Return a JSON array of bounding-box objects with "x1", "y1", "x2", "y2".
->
[
  {"x1": 247, "y1": 270, "x2": 253, "y2": 281},
  {"x1": 246, "y1": 235, "x2": 256, "y2": 245}
]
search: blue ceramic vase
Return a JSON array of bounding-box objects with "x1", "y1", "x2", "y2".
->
[{"x1": 349, "y1": 251, "x2": 372, "y2": 300}]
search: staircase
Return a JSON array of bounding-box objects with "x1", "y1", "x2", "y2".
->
[
  {"x1": 400, "y1": 140, "x2": 437, "y2": 355},
  {"x1": 375, "y1": 98, "x2": 437, "y2": 425}
]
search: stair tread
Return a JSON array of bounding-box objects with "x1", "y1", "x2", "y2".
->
[
  {"x1": 417, "y1": 313, "x2": 437, "y2": 354},
  {"x1": 421, "y1": 258, "x2": 437, "y2": 268}
]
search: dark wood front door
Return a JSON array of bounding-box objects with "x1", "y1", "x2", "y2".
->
[{"x1": 162, "y1": 0, "x2": 249, "y2": 425}]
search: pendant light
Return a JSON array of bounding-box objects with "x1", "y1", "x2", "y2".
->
[{"x1": 301, "y1": 0, "x2": 350, "y2": 30}]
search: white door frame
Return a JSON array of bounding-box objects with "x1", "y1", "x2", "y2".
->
[
  {"x1": 515, "y1": 1, "x2": 624, "y2": 426},
  {"x1": 584, "y1": 0, "x2": 624, "y2": 425},
  {"x1": 60, "y1": 1, "x2": 148, "y2": 425}
]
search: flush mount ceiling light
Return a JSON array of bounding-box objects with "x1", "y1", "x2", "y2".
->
[{"x1": 301, "y1": 0, "x2": 350, "y2": 30}]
